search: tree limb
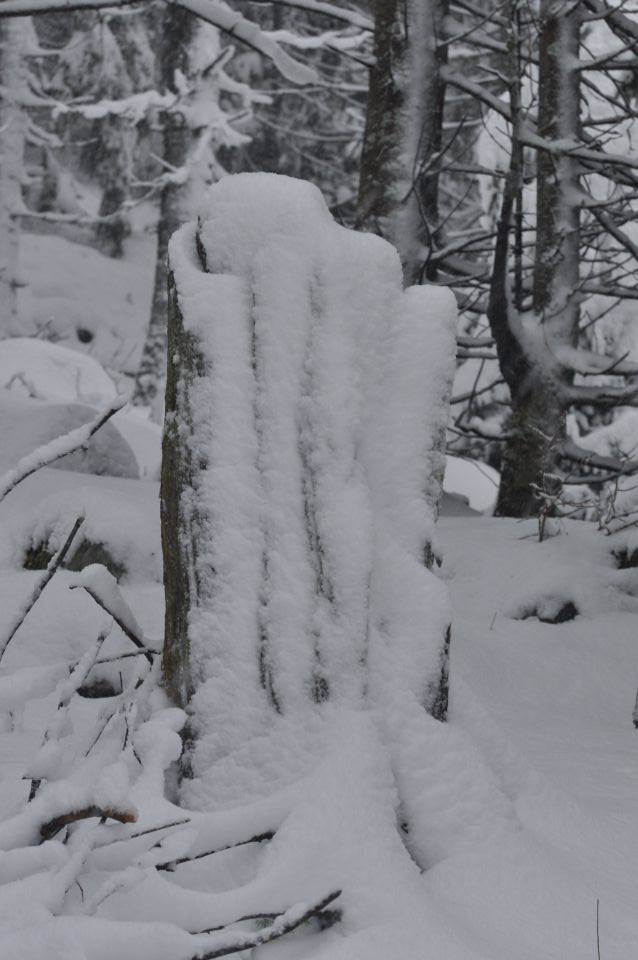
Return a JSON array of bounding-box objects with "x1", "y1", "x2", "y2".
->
[
  {"x1": 156, "y1": 831, "x2": 274, "y2": 871},
  {"x1": 192, "y1": 890, "x2": 342, "y2": 960},
  {"x1": 40, "y1": 805, "x2": 137, "y2": 842},
  {"x1": 0, "y1": 397, "x2": 126, "y2": 503},
  {"x1": 0, "y1": 515, "x2": 85, "y2": 664}
]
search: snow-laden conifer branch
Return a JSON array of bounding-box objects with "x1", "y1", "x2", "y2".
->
[
  {"x1": 0, "y1": 515, "x2": 85, "y2": 665},
  {"x1": 0, "y1": 396, "x2": 126, "y2": 503}
]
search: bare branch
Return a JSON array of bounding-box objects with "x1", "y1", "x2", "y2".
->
[
  {"x1": 40, "y1": 805, "x2": 137, "y2": 842},
  {"x1": 156, "y1": 831, "x2": 274, "y2": 872}
]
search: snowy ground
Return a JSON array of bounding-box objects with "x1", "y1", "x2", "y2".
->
[{"x1": 1, "y1": 459, "x2": 638, "y2": 957}]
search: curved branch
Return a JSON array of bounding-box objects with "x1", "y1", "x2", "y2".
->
[{"x1": 40, "y1": 805, "x2": 137, "y2": 842}]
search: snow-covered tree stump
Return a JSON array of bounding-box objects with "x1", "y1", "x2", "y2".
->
[{"x1": 161, "y1": 173, "x2": 459, "y2": 951}]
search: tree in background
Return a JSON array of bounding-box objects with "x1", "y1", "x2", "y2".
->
[
  {"x1": 357, "y1": 0, "x2": 638, "y2": 517},
  {"x1": 0, "y1": 18, "x2": 31, "y2": 334}
]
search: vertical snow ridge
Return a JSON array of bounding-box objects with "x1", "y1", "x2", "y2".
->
[{"x1": 169, "y1": 173, "x2": 457, "y2": 794}]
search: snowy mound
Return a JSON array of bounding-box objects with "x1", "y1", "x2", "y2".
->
[
  {"x1": 0, "y1": 337, "x2": 117, "y2": 407},
  {"x1": 166, "y1": 173, "x2": 458, "y2": 794},
  {"x1": 0, "y1": 391, "x2": 138, "y2": 480},
  {"x1": 443, "y1": 455, "x2": 500, "y2": 514}
]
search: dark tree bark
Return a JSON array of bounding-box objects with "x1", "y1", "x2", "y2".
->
[
  {"x1": 356, "y1": 0, "x2": 448, "y2": 284},
  {"x1": 133, "y1": 6, "x2": 196, "y2": 408},
  {"x1": 489, "y1": 0, "x2": 582, "y2": 517}
]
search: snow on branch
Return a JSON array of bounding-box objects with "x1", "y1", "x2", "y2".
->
[
  {"x1": 0, "y1": 0, "x2": 138, "y2": 14},
  {"x1": 582, "y1": 0, "x2": 638, "y2": 46},
  {"x1": 0, "y1": 515, "x2": 85, "y2": 665},
  {"x1": 69, "y1": 565, "x2": 153, "y2": 663},
  {"x1": 192, "y1": 890, "x2": 342, "y2": 960},
  {"x1": 0, "y1": 768, "x2": 138, "y2": 849},
  {"x1": 178, "y1": 0, "x2": 316, "y2": 84},
  {"x1": 0, "y1": 396, "x2": 126, "y2": 503},
  {"x1": 566, "y1": 381, "x2": 638, "y2": 408},
  {"x1": 556, "y1": 439, "x2": 638, "y2": 486},
  {"x1": 443, "y1": 68, "x2": 638, "y2": 172},
  {"x1": 0, "y1": 0, "x2": 319, "y2": 84},
  {"x1": 267, "y1": 0, "x2": 372, "y2": 30},
  {"x1": 553, "y1": 344, "x2": 638, "y2": 378}
]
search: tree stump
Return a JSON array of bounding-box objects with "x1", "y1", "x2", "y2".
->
[{"x1": 160, "y1": 178, "x2": 477, "y2": 936}]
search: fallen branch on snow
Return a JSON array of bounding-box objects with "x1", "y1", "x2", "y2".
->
[
  {"x1": 0, "y1": 515, "x2": 85, "y2": 664},
  {"x1": 0, "y1": 396, "x2": 126, "y2": 502},
  {"x1": 193, "y1": 890, "x2": 342, "y2": 960},
  {"x1": 156, "y1": 830, "x2": 275, "y2": 872},
  {"x1": 69, "y1": 565, "x2": 153, "y2": 663},
  {"x1": 40, "y1": 805, "x2": 137, "y2": 841}
]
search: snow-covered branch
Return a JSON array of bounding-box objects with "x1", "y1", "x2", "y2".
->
[
  {"x1": 0, "y1": 516, "x2": 85, "y2": 665},
  {"x1": 0, "y1": 396, "x2": 126, "y2": 503},
  {"x1": 70, "y1": 565, "x2": 153, "y2": 662},
  {"x1": 193, "y1": 891, "x2": 342, "y2": 960},
  {"x1": 0, "y1": 0, "x2": 319, "y2": 84},
  {"x1": 262, "y1": 0, "x2": 372, "y2": 30}
]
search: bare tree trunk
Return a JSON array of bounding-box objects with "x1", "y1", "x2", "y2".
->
[
  {"x1": 393, "y1": 0, "x2": 448, "y2": 285},
  {"x1": 356, "y1": 0, "x2": 404, "y2": 234},
  {"x1": 356, "y1": 0, "x2": 448, "y2": 284},
  {"x1": 94, "y1": 117, "x2": 131, "y2": 258},
  {"x1": 491, "y1": 0, "x2": 581, "y2": 517},
  {"x1": 133, "y1": 6, "x2": 195, "y2": 409},
  {"x1": 0, "y1": 18, "x2": 27, "y2": 336},
  {"x1": 533, "y1": 0, "x2": 581, "y2": 339}
]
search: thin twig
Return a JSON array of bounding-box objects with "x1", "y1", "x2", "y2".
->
[
  {"x1": 596, "y1": 898, "x2": 601, "y2": 960},
  {"x1": 156, "y1": 831, "x2": 275, "y2": 872},
  {"x1": 0, "y1": 515, "x2": 85, "y2": 664}
]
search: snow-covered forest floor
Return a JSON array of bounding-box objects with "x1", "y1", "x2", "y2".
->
[{"x1": 1, "y1": 224, "x2": 638, "y2": 959}]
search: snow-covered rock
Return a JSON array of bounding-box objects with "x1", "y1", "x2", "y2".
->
[
  {"x1": 0, "y1": 392, "x2": 138, "y2": 480},
  {"x1": 0, "y1": 338, "x2": 117, "y2": 407}
]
